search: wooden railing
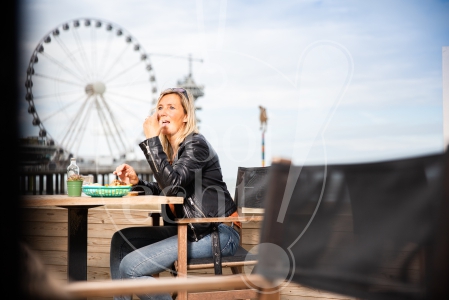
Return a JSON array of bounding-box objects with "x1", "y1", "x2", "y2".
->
[{"x1": 19, "y1": 166, "x2": 153, "y2": 195}]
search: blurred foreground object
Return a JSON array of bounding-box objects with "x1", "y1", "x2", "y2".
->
[
  {"x1": 257, "y1": 152, "x2": 449, "y2": 299},
  {"x1": 19, "y1": 242, "x2": 71, "y2": 299}
]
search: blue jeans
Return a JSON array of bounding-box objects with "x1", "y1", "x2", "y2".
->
[{"x1": 110, "y1": 223, "x2": 240, "y2": 300}]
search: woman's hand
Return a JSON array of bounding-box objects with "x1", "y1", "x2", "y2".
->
[
  {"x1": 113, "y1": 164, "x2": 139, "y2": 185},
  {"x1": 143, "y1": 110, "x2": 162, "y2": 139}
]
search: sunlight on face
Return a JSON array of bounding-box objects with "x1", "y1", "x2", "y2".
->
[{"x1": 157, "y1": 93, "x2": 187, "y2": 137}]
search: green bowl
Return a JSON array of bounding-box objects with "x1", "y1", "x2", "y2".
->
[{"x1": 82, "y1": 185, "x2": 132, "y2": 197}]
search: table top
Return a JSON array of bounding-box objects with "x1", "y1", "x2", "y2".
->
[{"x1": 22, "y1": 194, "x2": 184, "y2": 207}]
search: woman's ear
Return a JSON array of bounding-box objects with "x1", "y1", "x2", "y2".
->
[{"x1": 183, "y1": 115, "x2": 188, "y2": 123}]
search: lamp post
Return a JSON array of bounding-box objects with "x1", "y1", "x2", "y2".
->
[{"x1": 259, "y1": 106, "x2": 268, "y2": 167}]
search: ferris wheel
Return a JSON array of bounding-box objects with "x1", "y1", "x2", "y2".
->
[{"x1": 24, "y1": 18, "x2": 158, "y2": 162}]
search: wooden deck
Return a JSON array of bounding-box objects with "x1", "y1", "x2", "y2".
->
[{"x1": 21, "y1": 204, "x2": 355, "y2": 300}]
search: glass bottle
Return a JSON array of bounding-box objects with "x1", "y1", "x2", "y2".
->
[{"x1": 67, "y1": 157, "x2": 80, "y2": 178}]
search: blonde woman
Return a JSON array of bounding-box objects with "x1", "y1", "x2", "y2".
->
[{"x1": 110, "y1": 88, "x2": 240, "y2": 300}]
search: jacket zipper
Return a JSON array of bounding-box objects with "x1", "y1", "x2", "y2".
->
[
  {"x1": 145, "y1": 141, "x2": 159, "y2": 173},
  {"x1": 189, "y1": 197, "x2": 207, "y2": 218},
  {"x1": 183, "y1": 204, "x2": 199, "y2": 242},
  {"x1": 183, "y1": 197, "x2": 208, "y2": 242}
]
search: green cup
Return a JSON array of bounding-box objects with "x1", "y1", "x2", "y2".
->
[{"x1": 67, "y1": 181, "x2": 83, "y2": 197}]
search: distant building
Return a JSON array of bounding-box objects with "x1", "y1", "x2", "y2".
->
[
  {"x1": 177, "y1": 74, "x2": 204, "y2": 125},
  {"x1": 19, "y1": 136, "x2": 58, "y2": 170}
]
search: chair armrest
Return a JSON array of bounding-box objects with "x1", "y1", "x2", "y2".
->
[{"x1": 174, "y1": 216, "x2": 263, "y2": 224}]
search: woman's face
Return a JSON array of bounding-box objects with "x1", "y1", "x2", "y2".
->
[{"x1": 157, "y1": 93, "x2": 187, "y2": 137}]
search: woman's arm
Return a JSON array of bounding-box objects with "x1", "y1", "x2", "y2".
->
[
  {"x1": 113, "y1": 163, "x2": 162, "y2": 195},
  {"x1": 131, "y1": 179, "x2": 162, "y2": 196},
  {"x1": 139, "y1": 134, "x2": 211, "y2": 196}
]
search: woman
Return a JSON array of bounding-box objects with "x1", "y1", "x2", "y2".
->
[{"x1": 109, "y1": 87, "x2": 240, "y2": 300}]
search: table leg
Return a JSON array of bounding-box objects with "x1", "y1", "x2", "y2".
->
[
  {"x1": 149, "y1": 212, "x2": 161, "y2": 226},
  {"x1": 67, "y1": 207, "x2": 88, "y2": 282},
  {"x1": 177, "y1": 224, "x2": 188, "y2": 300}
]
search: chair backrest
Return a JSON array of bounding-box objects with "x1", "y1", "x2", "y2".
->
[
  {"x1": 233, "y1": 166, "x2": 270, "y2": 213},
  {"x1": 256, "y1": 153, "x2": 449, "y2": 299}
]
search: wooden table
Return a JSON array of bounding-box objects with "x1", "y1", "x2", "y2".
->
[{"x1": 22, "y1": 194, "x2": 183, "y2": 284}]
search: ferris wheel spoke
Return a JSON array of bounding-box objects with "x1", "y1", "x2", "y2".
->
[
  {"x1": 61, "y1": 96, "x2": 90, "y2": 149},
  {"x1": 99, "y1": 94, "x2": 129, "y2": 153},
  {"x1": 100, "y1": 43, "x2": 131, "y2": 80},
  {"x1": 40, "y1": 94, "x2": 86, "y2": 123},
  {"x1": 71, "y1": 27, "x2": 94, "y2": 81},
  {"x1": 53, "y1": 36, "x2": 89, "y2": 80},
  {"x1": 39, "y1": 52, "x2": 86, "y2": 83},
  {"x1": 94, "y1": 95, "x2": 126, "y2": 156},
  {"x1": 97, "y1": 31, "x2": 114, "y2": 78},
  {"x1": 59, "y1": 95, "x2": 92, "y2": 148},
  {"x1": 106, "y1": 90, "x2": 153, "y2": 104},
  {"x1": 104, "y1": 60, "x2": 144, "y2": 83},
  {"x1": 72, "y1": 118, "x2": 90, "y2": 157},
  {"x1": 34, "y1": 73, "x2": 84, "y2": 87},
  {"x1": 33, "y1": 89, "x2": 82, "y2": 100},
  {"x1": 66, "y1": 100, "x2": 95, "y2": 156},
  {"x1": 90, "y1": 25, "x2": 98, "y2": 79},
  {"x1": 71, "y1": 103, "x2": 95, "y2": 156},
  {"x1": 102, "y1": 93, "x2": 149, "y2": 122},
  {"x1": 107, "y1": 80, "x2": 153, "y2": 88}
]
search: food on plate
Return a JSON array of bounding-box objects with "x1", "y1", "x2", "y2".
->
[{"x1": 109, "y1": 179, "x2": 130, "y2": 186}]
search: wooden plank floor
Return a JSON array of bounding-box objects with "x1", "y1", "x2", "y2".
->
[{"x1": 21, "y1": 205, "x2": 355, "y2": 300}]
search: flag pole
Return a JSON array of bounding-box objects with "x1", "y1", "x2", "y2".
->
[
  {"x1": 259, "y1": 105, "x2": 268, "y2": 167},
  {"x1": 262, "y1": 129, "x2": 265, "y2": 167}
]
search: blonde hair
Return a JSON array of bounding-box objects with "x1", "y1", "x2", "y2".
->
[{"x1": 155, "y1": 88, "x2": 199, "y2": 161}]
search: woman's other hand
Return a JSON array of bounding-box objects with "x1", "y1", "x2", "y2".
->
[
  {"x1": 143, "y1": 110, "x2": 161, "y2": 139},
  {"x1": 113, "y1": 164, "x2": 139, "y2": 185}
]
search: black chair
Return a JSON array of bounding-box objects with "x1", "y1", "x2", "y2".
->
[{"x1": 256, "y1": 153, "x2": 449, "y2": 300}]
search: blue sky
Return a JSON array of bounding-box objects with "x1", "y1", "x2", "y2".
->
[{"x1": 18, "y1": 0, "x2": 449, "y2": 187}]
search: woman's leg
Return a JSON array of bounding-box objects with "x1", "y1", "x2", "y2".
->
[
  {"x1": 117, "y1": 224, "x2": 240, "y2": 300},
  {"x1": 110, "y1": 226, "x2": 177, "y2": 300},
  {"x1": 187, "y1": 224, "x2": 240, "y2": 260},
  {"x1": 110, "y1": 226, "x2": 178, "y2": 280}
]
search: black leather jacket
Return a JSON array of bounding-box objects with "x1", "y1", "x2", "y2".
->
[{"x1": 133, "y1": 133, "x2": 237, "y2": 242}]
